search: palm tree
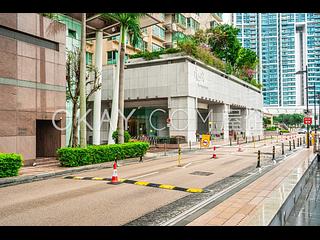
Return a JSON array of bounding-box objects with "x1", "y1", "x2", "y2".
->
[{"x1": 103, "y1": 13, "x2": 145, "y2": 144}]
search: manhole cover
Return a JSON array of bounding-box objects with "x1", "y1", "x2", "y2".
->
[{"x1": 190, "y1": 171, "x2": 213, "y2": 176}]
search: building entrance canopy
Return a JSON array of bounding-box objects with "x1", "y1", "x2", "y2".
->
[{"x1": 62, "y1": 13, "x2": 161, "y2": 40}]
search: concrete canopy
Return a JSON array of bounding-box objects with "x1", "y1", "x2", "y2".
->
[{"x1": 62, "y1": 13, "x2": 161, "y2": 40}]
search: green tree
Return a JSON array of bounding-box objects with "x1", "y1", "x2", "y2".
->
[
  {"x1": 103, "y1": 13, "x2": 145, "y2": 144},
  {"x1": 236, "y1": 47, "x2": 258, "y2": 70},
  {"x1": 207, "y1": 24, "x2": 241, "y2": 67}
]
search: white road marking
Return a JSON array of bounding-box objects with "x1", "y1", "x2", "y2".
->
[
  {"x1": 131, "y1": 172, "x2": 159, "y2": 180},
  {"x1": 183, "y1": 162, "x2": 192, "y2": 168}
]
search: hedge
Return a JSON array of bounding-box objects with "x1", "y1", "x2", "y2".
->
[
  {"x1": 0, "y1": 153, "x2": 23, "y2": 178},
  {"x1": 57, "y1": 142, "x2": 150, "y2": 167},
  {"x1": 112, "y1": 130, "x2": 131, "y2": 143}
]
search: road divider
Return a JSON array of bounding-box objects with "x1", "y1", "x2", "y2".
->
[{"x1": 64, "y1": 175, "x2": 208, "y2": 193}]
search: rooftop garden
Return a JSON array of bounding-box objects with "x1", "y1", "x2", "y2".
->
[{"x1": 130, "y1": 24, "x2": 262, "y2": 90}]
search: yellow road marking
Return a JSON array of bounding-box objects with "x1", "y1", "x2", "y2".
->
[
  {"x1": 159, "y1": 184, "x2": 175, "y2": 190},
  {"x1": 92, "y1": 177, "x2": 104, "y2": 181},
  {"x1": 134, "y1": 181, "x2": 149, "y2": 186},
  {"x1": 73, "y1": 177, "x2": 84, "y2": 180},
  {"x1": 186, "y1": 188, "x2": 204, "y2": 193}
]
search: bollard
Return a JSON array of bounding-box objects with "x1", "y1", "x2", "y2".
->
[
  {"x1": 139, "y1": 156, "x2": 143, "y2": 162},
  {"x1": 303, "y1": 136, "x2": 306, "y2": 144},
  {"x1": 289, "y1": 141, "x2": 291, "y2": 151},
  {"x1": 272, "y1": 146, "x2": 275, "y2": 160},
  {"x1": 246, "y1": 137, "x2": 248, "y2": 143},
  {"x1": 212, "y1": 146, "x2": 217, "y2": 158},
  {"x1": 282, "y1": 143, "x2": 284, "y2": 155},
  {"x1": 258, "y1": 135, "x2": 260, "y2": 141},
  {"x1": 230, "y1": 138, "x2": 232, "y2": 146},
  {"x1": 256, "y1": 150, "x2": 261, "y2": 168},
  {"x1": 293, "y1": 139, "x2": 295, "y2": 149},
  {"x1": 178, "y1": 144, "x2": 182, "y2": 167},
  {"x1": 253, "y1": 136, "x2": 255, "y2": 148},
  {"x1": 189, "y1": 140, "x2": 191, "y2": 151}
]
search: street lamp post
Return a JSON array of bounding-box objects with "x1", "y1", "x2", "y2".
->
[
  {"x1": 307, "y1": 83, "x2": 317, "y2": 133},
  {"x1": 296, "y1": 66, "x2": 309, "y2": 148}
]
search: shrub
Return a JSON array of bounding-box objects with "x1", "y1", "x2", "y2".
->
[
  {"x1": 57, "y1": 142, "x2": 150, "y2": 167},
  {"x1": 265, "y1": 126, "x2": 277, "y2": 131},
  {"x1": 112, "y1": 130, "x2": 131, "y2": 143},
  {"x1": 0, "y1": 153, "x2": 23, "y2": 178},
  {"x1": 280, "y1": 129, "x2": 290, "y2": 133}
]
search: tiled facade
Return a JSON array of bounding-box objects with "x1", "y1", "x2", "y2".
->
[{"x1": 0, "y1": 13, "x2": 66, "y2": 165}]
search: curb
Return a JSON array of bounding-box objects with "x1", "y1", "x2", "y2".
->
[
  {"x1": 0, "y1": 147, "x2": 196, "y2": 188},
  {"x1": 0, "y1": 141, "x2": 274, "y2": 188}
]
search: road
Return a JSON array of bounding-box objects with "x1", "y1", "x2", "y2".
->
[{"x1": 0, "y1": 134, "x2": 302, "y2": 225}]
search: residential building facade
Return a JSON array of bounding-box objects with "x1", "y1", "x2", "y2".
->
[
  {"x1": 101, "y1": 13, "x2": 223, "y2": 65},
  {"x1": 231, "y1": 13, "x2": 320, "y2": 115}
]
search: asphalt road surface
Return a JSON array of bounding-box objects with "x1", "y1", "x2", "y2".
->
[{"x1": 0, "y1": 136, "x2": 300, "y2": 225}]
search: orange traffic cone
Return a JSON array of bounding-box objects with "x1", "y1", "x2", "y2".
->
[
  {"x1": 212, "y1": 146, "x2": 217, "y2": 158},
  {"x1": 110, "y1": 161, "x2": 120, "y2": 184}
]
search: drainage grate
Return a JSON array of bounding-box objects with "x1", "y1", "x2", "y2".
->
[{"x1": 190, "y1": 171, "x2": 213, "y2": 176}]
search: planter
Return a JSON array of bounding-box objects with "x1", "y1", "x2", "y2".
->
[
  {"x1": 159, "y1": 52, "x2": 185, "y2": 59},
  {"x1": 156, "y1": 143, "x2": 179, "y2": 149}
]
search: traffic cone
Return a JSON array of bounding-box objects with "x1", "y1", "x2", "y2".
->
[
  {"x1": 110, "y1": 161, "x2": 120, "y2": 184},
  {"x1": 212, "y1": 146, "x2": 217, "y2": 158}
]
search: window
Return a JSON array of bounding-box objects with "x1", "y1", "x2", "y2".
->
[
  {"x1": 187, "y1": 18, "x2": 200, "y2": 31},
  {"x1": 68, "y1": 29, "x2": 77, "y2": 39},
  {"x1": 174, "y1": 13, "x2": 186, "y2": 28},
  {"x1": 86, "y1": 52, "x2": 93, "y2": 65},
  {"x1": 152, "y1": 43, "x2": 163, "y2": 52},
  {"x1": 107, "y1": 51, "x2": 118, "y2": 65},
  {"x1": 152, "y1": 25, "x2": 165, "y2": 40}
]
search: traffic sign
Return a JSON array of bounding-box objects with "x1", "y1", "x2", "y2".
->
[
  {"x1": 200, "y1": 134, "x2": 210, "y2": 148},
  {"x1": 304, "y1": 117, "x2": 312, "y2": 125}
]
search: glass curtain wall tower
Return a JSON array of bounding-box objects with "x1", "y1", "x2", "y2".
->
[{"x1": 232, "y1": 13, "x2": 320, "y2": 113}]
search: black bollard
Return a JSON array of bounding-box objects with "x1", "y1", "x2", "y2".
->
[
  {"x1": 272, "y1": 146, "x2": 275, "y2": 160},
  {"x1": 289, "y1": 141, "x2": 291, "y2": 151},
  {"x1": 293, "y1": 139, "x2": 295, "y2": 149},
  {"x1": 230, "y1": 138, "x2": 232, "y2": 146},
  {"x1": 282, "y1": 143, "x2": 284, "y2": 155},
  {"x1": 256, "y1": 150, "x2": 261, "y2": 168}
]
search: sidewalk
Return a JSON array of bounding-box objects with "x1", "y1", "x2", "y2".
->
[{"x1": 188, "y1": 148, "x2": 317, "y2": 226}]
